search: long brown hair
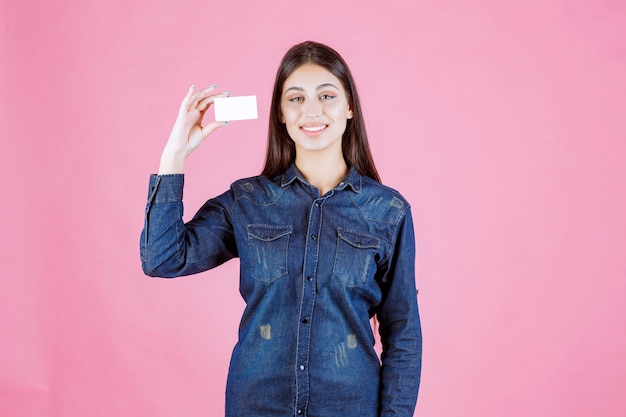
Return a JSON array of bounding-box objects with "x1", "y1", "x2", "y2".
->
[{"x1": 261, "y1": 41, "x2": 381, "y2": 183}]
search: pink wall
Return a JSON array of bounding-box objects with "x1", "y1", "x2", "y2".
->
[{"x1": 1, "y1": 0, "x2": 625, "y2": 416}]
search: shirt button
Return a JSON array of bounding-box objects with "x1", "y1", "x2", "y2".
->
[
  {"x1": 302, "y1": 318, "x2": 308, "y2": 323},
  {"x1": 297, "y1": 410, "x2": 303, "y2": 415},
  {"x1": 311, "y1": 235, "x2": 317, "y2": 240},
  {"x1": 314, "y1": 202, "x2": 320, "y2": 207},
  {"x1": 306, "y1": 276, "x2": 312, "y2": 281},
  {"x1": 299, "y1": 365, "x2": 305, "y2": 371}
]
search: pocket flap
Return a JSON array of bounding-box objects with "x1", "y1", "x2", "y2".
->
[
  {"x1": 247, "y1": 224, "x2": 293, "y2": 242},
  {"x1": 337, "y1": 228, "x2": 380, "y2": 249}
]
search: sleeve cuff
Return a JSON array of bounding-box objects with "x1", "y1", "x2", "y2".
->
[{"x1": 147, "y1": 174, "x2": 184, "y2": 203}]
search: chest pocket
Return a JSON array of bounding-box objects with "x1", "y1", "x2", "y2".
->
[
  {"x1": 247, "y1": 224, "x2": 292, "y2": 284},
  {"x1": 333, "y1": 228, "x2": 381, "y2": 287}
]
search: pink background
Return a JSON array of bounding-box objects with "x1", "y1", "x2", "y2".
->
[{"x1": 1, "y1": 0, "x2": 625, "y2": 416}]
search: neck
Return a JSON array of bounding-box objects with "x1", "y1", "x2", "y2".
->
[{"x1": 295, "y1": 151, "x2": 349, "y2": 196}]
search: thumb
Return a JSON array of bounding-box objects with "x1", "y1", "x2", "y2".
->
[{"x1": 199, "y1": 120, "x2": 229, "y2": 140}]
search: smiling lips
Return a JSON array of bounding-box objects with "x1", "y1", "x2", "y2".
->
[{"x1": 301, "y1": 124, "x2": 328, "y2": 136}]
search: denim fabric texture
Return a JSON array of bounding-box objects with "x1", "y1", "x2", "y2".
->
[{"x1": 140, "y1": 164, "x2": 422, "y2": 417}]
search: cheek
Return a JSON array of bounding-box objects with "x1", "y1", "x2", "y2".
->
[
  {"x1": 327, "y1": 100, "x2": 351, "y2": 118},
  {"x1": 280, "y1": 107, "x2": 296, "y2": 124},
  {"x1": 281, "y1": 110, "x2": 300, "y2": 137}
]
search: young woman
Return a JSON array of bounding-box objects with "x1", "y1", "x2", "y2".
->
[{"x1": 141, "y1": 41, "x2": 422, "y2": 417}]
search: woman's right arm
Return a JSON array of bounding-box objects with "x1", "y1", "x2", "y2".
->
[
  {"x1": 159, "y1": 84, "x2": 229, "y2": 174},
  {"x1": 140, "y1": 85, "x2": 236, "y2": 277}
]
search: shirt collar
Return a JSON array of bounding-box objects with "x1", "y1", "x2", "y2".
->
[{"x1": 280, "y1": 164, "x2": 362, "y2": 193}]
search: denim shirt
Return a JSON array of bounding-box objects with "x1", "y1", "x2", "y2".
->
[{"x1": 140, "y1": 165, "x2": 422, "y2": 417}]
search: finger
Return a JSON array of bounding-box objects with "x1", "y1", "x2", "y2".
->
[
  {"x1": 196, "y1": 91, "x2": 231, "y2": 113},
  {"x1": 178, "y1": 84, "x2": 196, "y2": 116},
  {"x1": 187, "y1": 84, "x2": 219, "y2": 112}
]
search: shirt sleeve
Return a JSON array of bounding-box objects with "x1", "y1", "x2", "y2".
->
[
  {"x1": 140, "y1": 174, "x2": 238, "y2": 277},
  {"x1": 377, "y1": 207, "x2": 422, "y2": 416}
]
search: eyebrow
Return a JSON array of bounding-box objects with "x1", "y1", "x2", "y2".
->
[{"x1": 284, "y1": 83, "x2": 340, "y2": 93}]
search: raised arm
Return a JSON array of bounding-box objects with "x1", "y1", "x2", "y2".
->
[{"x1": 140, "y1": 85, "x2": 236, "y2": 278}]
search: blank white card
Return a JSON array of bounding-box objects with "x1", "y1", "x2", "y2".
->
[{"x1": 214, "y1": 95, "x2": 258, "y2": 122}]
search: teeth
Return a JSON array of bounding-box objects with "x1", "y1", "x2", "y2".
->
[{"x1": 303, "y1": 125, "x2": 326, "y2": 132}]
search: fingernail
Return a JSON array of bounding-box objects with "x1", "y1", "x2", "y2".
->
[
  {"x1": 223, "y1": 121, "x2": 230, "y2": 126},
  {"x1": 209, "y1": 83, "x2": 218, "y2": 88},
  {"x1": 189, "y1": 84, "x2": 195, "y2": 91},
  {"x1": 222, "y1": 91, "x2": 231, "y2": 95}
]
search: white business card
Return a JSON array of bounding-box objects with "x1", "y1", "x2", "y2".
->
[{"x1": 214, "y1": 95, "x2": 258, "y2": 121}]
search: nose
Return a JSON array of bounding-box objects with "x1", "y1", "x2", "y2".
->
[{"x1": 303, "y1": 98, "x2": 322, "y2": 118}]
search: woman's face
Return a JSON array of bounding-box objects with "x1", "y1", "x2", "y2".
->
[{"x1": 280, "y1": 63, "x2": 353, "y2": 157}]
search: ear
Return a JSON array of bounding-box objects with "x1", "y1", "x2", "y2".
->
[{"x1": 347, "y1": 106, "x2": 354, "y2": 120}]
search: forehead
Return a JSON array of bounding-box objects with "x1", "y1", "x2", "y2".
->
[{"x1": 282, "y1": 63, "x2": 344, "y2": 92}]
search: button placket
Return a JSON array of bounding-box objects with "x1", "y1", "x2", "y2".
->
[{"x1": 294, "y1": 198, "x2": 325, "y2": 414}]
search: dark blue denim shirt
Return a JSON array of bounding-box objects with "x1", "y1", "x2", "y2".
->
[{"x1": 140, "y1": 164, "x2": 422, "y2": 417}]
